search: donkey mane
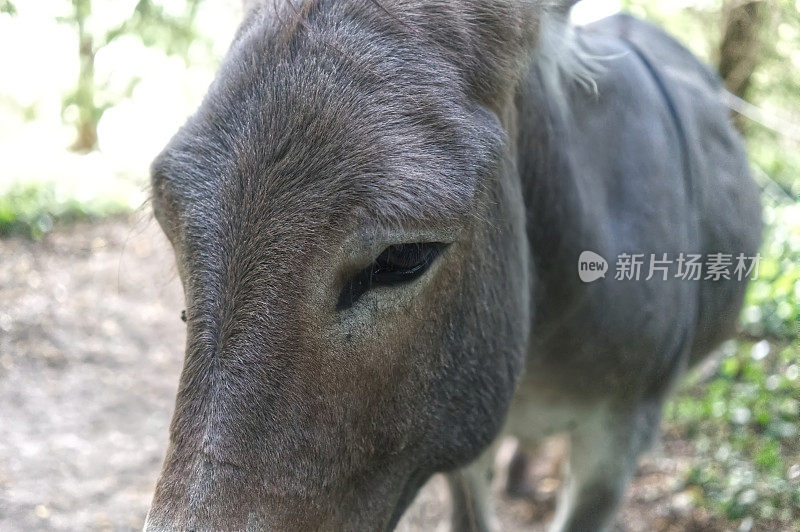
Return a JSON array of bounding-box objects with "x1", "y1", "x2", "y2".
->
[{"x1": 536, "y1": 12, "x2": 603, "y2": 94}]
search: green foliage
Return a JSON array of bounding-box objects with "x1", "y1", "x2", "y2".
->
[
  {"x1": 0, "y1": 181, "x2": 130, "y2": 239},
  {"x1": 741, "y1": 199, "x2": 800, "y2": 339},
  {"x1": 57, "y1": 0, "x2": 210, "y2": 151},
  {"x1": 106, "y1": 0, "x2": 207, "y2": 59},
  {"x1": 0, "y1": 0, "x2": 16, "y2": 15},
  {"x1": 665, "y1": 340, "x2": 800, "y2": 527}
]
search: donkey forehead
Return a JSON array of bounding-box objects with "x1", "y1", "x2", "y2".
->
[{"x1": 152, "y1": 29, "x2": 506, "y2": 238}]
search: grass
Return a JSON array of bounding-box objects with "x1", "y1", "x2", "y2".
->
[
  {"x1": 0, "y1": 180, "x2": 135, "y2": 239},
  {"x1": 665, "y1": 339, "x2": 800, "y2": 528}
]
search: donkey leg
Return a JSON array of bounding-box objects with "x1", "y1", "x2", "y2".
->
[
  {"x1": 504, "y1": 443, "x2": 533, "y2": 497},
  {"x1": 548, "y1": 400, "x2": 663, "y2": 532},
  {"x1": 446, "y1": 445, "x2": 498, "y2": 532},
  {"x1": 497, "y1": 435, "x2": 546, "y2": 498}
]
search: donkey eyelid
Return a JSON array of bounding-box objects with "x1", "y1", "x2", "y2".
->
[{"x1": 336, "y1": 242, "x2": 448, "y2": 311}]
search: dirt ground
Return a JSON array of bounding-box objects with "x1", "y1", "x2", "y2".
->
[{"x1": 0, "y1": 216, "x2": 742, "y2": 531}]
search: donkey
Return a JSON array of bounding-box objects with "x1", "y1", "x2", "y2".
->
[{"x1": 145, "y1": 1, "x2": 762, "y2": 530}]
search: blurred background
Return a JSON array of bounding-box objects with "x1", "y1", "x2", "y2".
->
[{"x1": 0, "y1": 0, "x2": 797, "y2": 530}]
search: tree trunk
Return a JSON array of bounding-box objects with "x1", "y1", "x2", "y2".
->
[
  {"x1": 70, "y1": 0, "x2": 98, "y2": 153},
  {"x1": 717, "y1": 0, "x2": 767, "y2": 100}
]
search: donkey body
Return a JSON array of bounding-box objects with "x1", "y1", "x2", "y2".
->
[{"x1": 146, "y1": 2, "x2": 761, "y2": 530}]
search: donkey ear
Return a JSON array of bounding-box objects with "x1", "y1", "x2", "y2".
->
[
  {"x1": 392, "y1": 1, "x2": 575, "y2": 108},
  {"x1": 455, "y1": 1, "x2": 583, "y2": 107},
  {"x1": 453, "y1": 0, "x2": 540, "y2": 107}
]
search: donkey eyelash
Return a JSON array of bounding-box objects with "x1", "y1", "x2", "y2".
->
[{"x1": 336, "y1": 243, "x2": 448, "y2": 311}]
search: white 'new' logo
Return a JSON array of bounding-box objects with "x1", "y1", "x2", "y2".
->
[{"x1": 578, "y1": 251, "x2": 608, "y2": 283}]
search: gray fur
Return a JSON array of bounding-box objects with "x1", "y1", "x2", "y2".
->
[{"x1": 144, "y1": 2, "x2": 761, "y2": 530}]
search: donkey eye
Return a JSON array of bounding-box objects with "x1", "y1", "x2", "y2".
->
[
  {"x1": 337, "y1": 243, "x2": 447, "y2": 311},
  {"x1": 372, "y1": 243, "x2": 447, "y2": 284}
]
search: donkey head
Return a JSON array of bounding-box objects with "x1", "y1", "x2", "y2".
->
[{"x1": 146, "y1": 1, "x2": 564, "y2": 529}]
